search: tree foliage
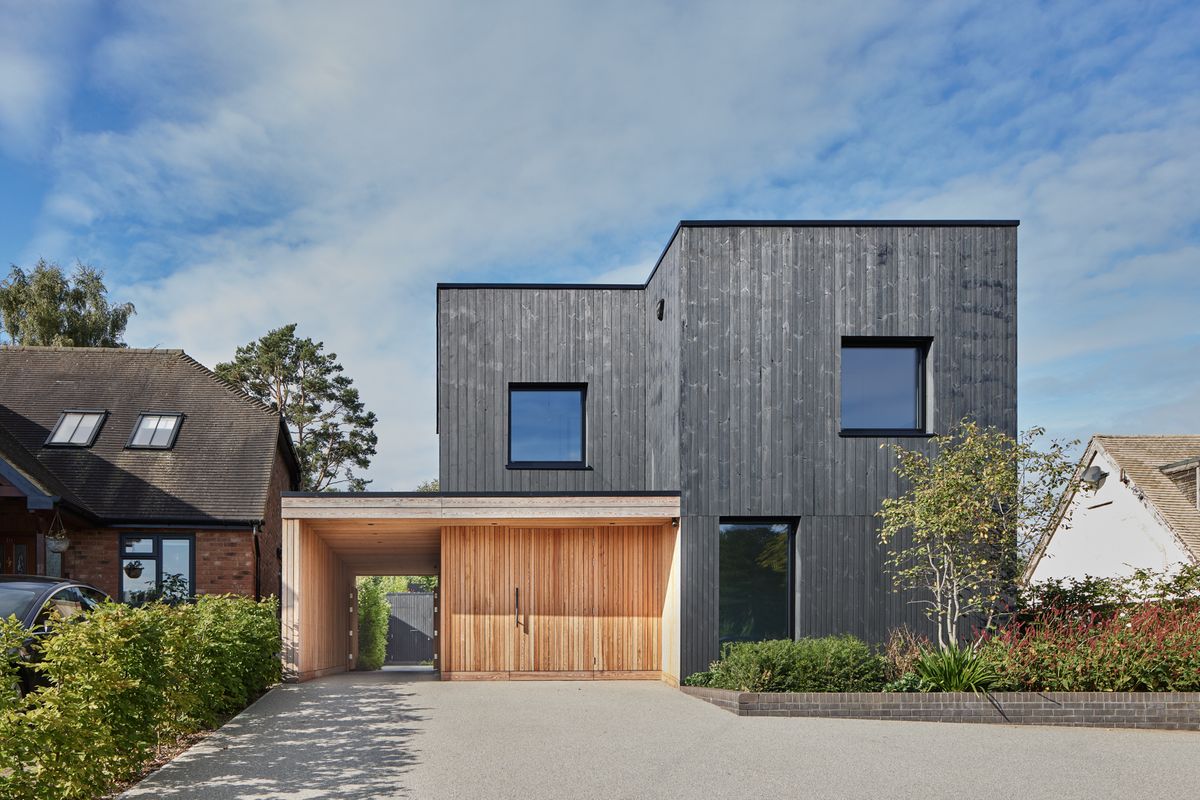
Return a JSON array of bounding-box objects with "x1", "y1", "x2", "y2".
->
[
  {"x1": 356, "y1": 576, "x2": 390, "y2": 670},
  {"x1": 877, "y1": 420, "x2": 1078, "y2": 649},
  {"x1": 216, "y1": 324, "x2": 378, "y2": 491},
  {"x1": 0, "y1": 259, "x2": 135, "y2": 347}
]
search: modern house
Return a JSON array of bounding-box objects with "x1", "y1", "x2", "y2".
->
[
  {"x1": 281, "y1": 221, "x2": 1017, "y2": 682},
  {"x1": 1026, "y1": 435, "x2": 1200, "y2": 584},
  {"x1": 0, "y1": 346, "x2": 299, "y2": 602}
]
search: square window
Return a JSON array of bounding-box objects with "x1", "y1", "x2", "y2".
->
[
  {"x1": 46, "y1": 411, "x2": 107, "y2": 447},
  {"x1": 508, "y1": 384, "x2": 586, "y2": 468},
  {"x1": 129, "y1": 413, "x2": 183, "y2": 449},
  {"x1": 840, "y1": 339, "x2": 928, "y2": 434},
  {"x1": 719, "y1": 521, "x2": 792, "y2": 644},
  {"x1": 119, "y1": 535, "x2": 193, "y2": 605}
]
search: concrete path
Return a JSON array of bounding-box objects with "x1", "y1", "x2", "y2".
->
[{"x1": 123, "y1": 669, "x2": 1200, "y2": 800}]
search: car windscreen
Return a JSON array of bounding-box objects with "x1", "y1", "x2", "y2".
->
[{"x1": 0, "y1": 586, "x2": 43, "y2": 622}]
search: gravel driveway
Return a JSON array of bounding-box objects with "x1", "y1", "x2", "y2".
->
[{"x1": 122, "y1": 669, "x2": 1200, "y2": 799}]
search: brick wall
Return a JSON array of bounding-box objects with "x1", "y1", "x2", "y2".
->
[
  {"x1": 682, "y1": 687, "x2": 1200, "y2": 731},
  {"x1": 256, "y1": 446, "x2": 295, "y2": 601},
  {"x1": 64, "y1": 529, "x2": 120, "y2": 596},
  {"x1": 194, "y1": 529, "x2": 255, "y2": 596},
  {"x1": 62, "y1": 527, "x2": 255, "y2": 598}
]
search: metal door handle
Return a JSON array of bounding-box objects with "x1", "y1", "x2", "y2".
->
[{"x1": 515, "y1": 586, "x2": 520, "y2": 625}]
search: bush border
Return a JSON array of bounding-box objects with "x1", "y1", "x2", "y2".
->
[{"x1": 681, "y1": 687, "x2": 1200, "y2": 730}]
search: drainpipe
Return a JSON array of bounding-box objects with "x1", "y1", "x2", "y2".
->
[{"x1": 252, "y1": 522, "x2": 262, "y2": 600}]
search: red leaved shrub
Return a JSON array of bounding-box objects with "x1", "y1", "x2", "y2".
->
[{"x1": 981, "y1": 601, "x2": 1200, "y2": 691}]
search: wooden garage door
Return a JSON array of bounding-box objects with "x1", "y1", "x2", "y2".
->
[{"x1": 441, "y1": 525, "x2": 666, "y2": 678}]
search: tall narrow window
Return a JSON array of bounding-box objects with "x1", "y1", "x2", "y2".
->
[
  {"x1": 840, "y1": 338, "x2": 929, "y2": 434},
  {"x1": 719, "y1": 521, "x2": 792, "y2": 644},
  {"x1": 46, "y1": 410, "x2": 107, "y2": 447},
  {"x1": 120, "y1": 534, "x2": 193, "y2": 604},
  {"x1": 508, "y1": 384, "x2": 586, "y2": 468}
]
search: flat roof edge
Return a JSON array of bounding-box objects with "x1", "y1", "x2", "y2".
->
[{"x1": 283, "y1": 490, "x2": 682, "y2": 498}]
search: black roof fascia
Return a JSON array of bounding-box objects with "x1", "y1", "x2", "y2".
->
[{"x1": 283, "y1": 489, "x2": 681, "y2": 499}]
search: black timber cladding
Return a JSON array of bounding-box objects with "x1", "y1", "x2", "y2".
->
[{"x1": 436, "y1": 222, "x2": 1018, "y2": 676}]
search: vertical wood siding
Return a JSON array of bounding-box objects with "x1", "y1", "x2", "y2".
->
[
  {"x1": 438, "y1": 288, "x2": 647, "y2": 492},
  {"x1": 437, "y1": 224, "x2": 1017, "y2": 678},
  {"x1": 440, "y1": 524, "x2": 669, "y2": 676}
]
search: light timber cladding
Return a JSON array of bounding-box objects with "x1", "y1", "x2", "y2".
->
[
  {"x1": 440, "y1": 524, "x2": 672, "y2": 678},
  {"x1": 437, "y1": 223, "x2": 1018, "y2": 678}
]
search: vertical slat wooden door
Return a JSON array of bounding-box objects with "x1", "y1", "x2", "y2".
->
[
  {"x1": 532, "y1": 528, "x2": 597, "y2": 673},
  {"x1": 595, "y1": 525, "x2": 664, "y2": 672},
  {"x1": 442, "y1": 526, "x2": 532, "y2": 673},
  {"x1": 442, "y1": 524, "x2": 665, "y2": 677}
]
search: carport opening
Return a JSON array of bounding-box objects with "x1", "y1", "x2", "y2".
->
[{"x1": 355, "y1": 575, "x2": 439, "y2": 674}]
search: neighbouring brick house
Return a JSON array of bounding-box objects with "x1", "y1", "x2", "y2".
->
[{"x1": 0, "y1": 346, "x2": 299, "y2": 602}]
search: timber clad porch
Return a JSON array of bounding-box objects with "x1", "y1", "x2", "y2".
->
[{"x1": 281, "y1": 493, "x2": 682, "y2": 683}]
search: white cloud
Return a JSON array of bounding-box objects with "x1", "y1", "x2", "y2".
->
[{"x1": 13, "y1": 0, "x2": 1200, "y2": 486}]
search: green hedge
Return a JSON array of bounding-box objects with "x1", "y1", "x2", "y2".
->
[
  {"x1": 356, "y1": 578, "x2": 389, "y2": 671},
  {"x1": 0, "y1": 595, "x2": 280, "y2": 800},
  {"x1": 684, "y1": 636, "x2": 887, "y2": 692}
]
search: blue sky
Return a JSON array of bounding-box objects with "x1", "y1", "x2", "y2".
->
[{"x1": 1, "y1": 0, "x2": 1197, "y2": 489}]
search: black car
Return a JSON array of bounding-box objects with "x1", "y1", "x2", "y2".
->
[{"x1": 0, "y1": 576, "x2": 110, "y2": 693}]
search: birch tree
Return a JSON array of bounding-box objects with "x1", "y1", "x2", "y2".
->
[{"x1": 877, "y1": 420, "x2": 1077, "y2": 649}]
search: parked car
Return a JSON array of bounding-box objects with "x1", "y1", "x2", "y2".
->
[{"x1": 0, "y1": 576, "x2": 110, "y2": 694}]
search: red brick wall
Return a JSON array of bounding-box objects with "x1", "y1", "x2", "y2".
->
[
  {"x1": 63, "y1": 529, "x2": 120, "y2": 596},
  {"x1": 194, "y1": 529, "x2": 255, "y2": 595},
  {"x1": 256, "y1": 446, "x2": 295, "y2": 601},
  {"x1": 62, "y1": 527, "x2": 256, "y2": 599}
]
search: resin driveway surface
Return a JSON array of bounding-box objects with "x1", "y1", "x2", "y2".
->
[{"x1": 123, "y1": 670, "x2": 1200, "y2": 800}]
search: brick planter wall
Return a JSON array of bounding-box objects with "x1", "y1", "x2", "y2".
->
[{"x1": 682, "y1": 687, "x2": 1200, "y2": 731}]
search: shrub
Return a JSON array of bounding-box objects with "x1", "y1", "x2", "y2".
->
[
  {"x1": 0, "y1": 595, "x2": 280, "y2": 800},
  {"x1": 882, "y1": 627, "x2": 928, "y2": 681},
  {"x1": 981, "y1": 601, "x2": 1200, "y2": 692},
  {"x1": 691, "y1": 636, "x2": 886, "y2": 693},
  {"x1": 356, "y1": 577, "x2": 389, "y2": 670},
  {"x1": 882, "y1": 672, "x2": 923, "y2": 692},
  {"x1": 910, "y1": 645, "x2": 998, "y2": 692}
]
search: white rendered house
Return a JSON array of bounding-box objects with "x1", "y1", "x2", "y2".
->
[{"x1": 1026, "y1": 435, "x2": 1200, "y2": 584}]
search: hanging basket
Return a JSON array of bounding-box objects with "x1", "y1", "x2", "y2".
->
[
  {"x1": 123, "y1": 561, "x2": 144, "y2": 580},
  {"x1": 46, "y1": 535, "x2": 71, "y2": 555}
]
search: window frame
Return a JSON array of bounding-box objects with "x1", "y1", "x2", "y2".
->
[
  {"x1": 126, "y1": 412, "x2": 185, "y2": 450},
  {"x1": 506, "y1": 382, "x2": 589, "y2": 470},
  {"x1": 44, "y1": 409, "x2": 108, "y2": 448},
  {"x1": 118, "y1": 533, "x2": 196, "y2": 604},
  {"x1": 718, "y1": 517, "x2": 797, "y2": 644},
  {"x1": 839, "y1": 336, "x2": 932, "y2": 437}
]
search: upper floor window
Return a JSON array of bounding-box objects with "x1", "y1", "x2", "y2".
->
[
  {"x1": 508, "y1": 384, "x2": 586, "y2": 469},
  {"x1": 46, "y1": 410, "x2": 107, "y2": 447},
  {"x1": 840, "y1": 338, "x2": 929, "y2": 435},
  {"x1": 128, "y1": 413, "x2": 183, "y2": 449}
]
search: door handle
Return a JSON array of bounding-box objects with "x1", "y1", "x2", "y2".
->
[{"x1": 515, "y1": 586, "x2": 520, "y2": 626}]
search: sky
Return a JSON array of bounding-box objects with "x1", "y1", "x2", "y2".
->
[{"x1": 1, "y1": 0, "x2": 1197, "y2": 490}]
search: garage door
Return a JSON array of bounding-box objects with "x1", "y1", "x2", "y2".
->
[{"x1": 440, "y1": 525, "x2": 668, "y2": 678}]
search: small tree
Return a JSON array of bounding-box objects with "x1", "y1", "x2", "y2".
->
[
  {"x1": 0, "y1": 260, "x2": 135, "y2": 346},
  {"x1": 216, "y1": 324, "x2": 378, "y2": 491},
  {"x1": 877, "y1": 420, "x2": 1077, "y2": 649},
  {"x1": 416, "y1": 478, "x2": 439, "y2": 492}
]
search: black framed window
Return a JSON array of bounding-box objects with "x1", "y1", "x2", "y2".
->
[
  {"x1": 840, "y1": 337, "x2": 929, "y2": 435},
  {"x1": 119, "y1": 534, "x2": 194, "y2": 604},
  {"x1": 507, "y1": 384, "x2": 587, "y2": 469},
  {"x1": 719, "y1": 520, "x2": 793, "y2": 644},
  {"x1": 45, "y1": 410, "x2": 107, "y2": 447},
  {"x1": 128, "y1": 413, "x2": 183, "y2": 449}
]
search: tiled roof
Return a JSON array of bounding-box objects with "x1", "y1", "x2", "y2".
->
[
  {"x1": 1093, "y1": 435, "x2": 1200, "y2": 561},
  {"x1": 0, "y1": 346, "x2": 296, "y2": 525}
]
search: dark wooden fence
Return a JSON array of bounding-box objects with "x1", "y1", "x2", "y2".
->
[{"x1": 386, "y1": 592, "x2": 435, "y2": 664}]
